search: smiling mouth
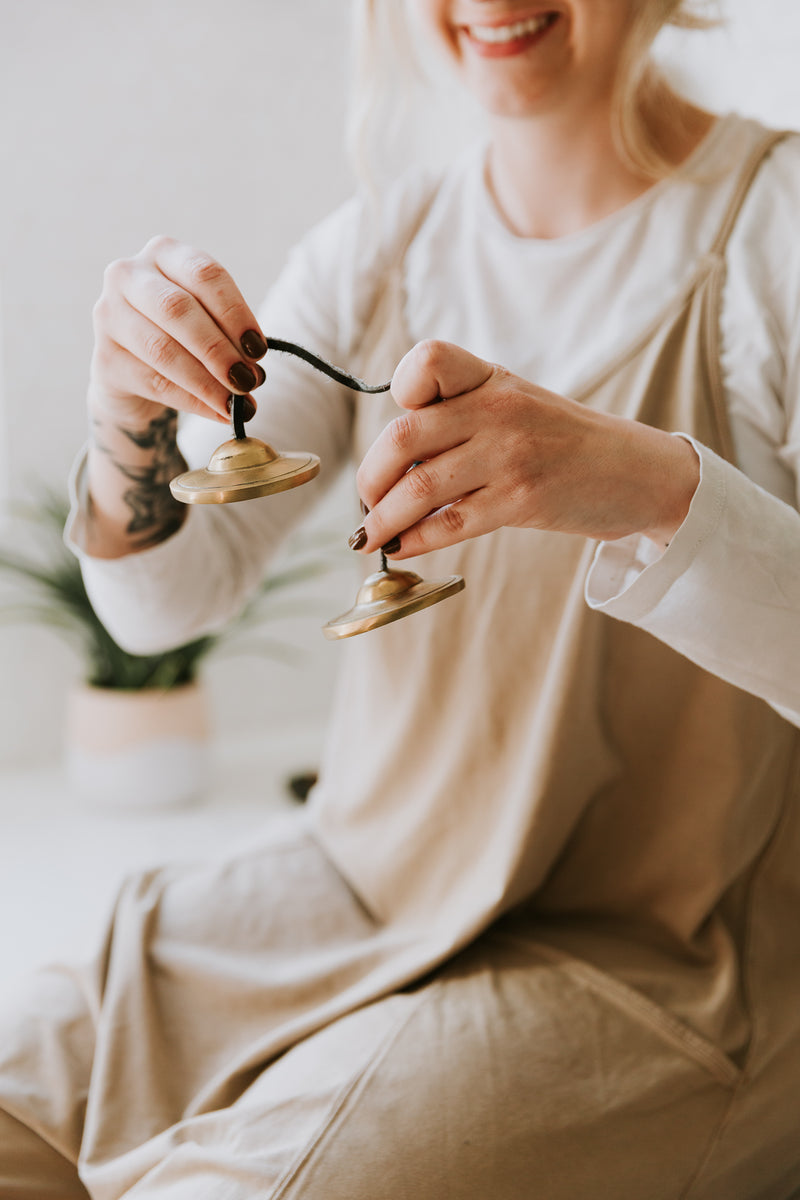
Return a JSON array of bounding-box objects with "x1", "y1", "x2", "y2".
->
[{"x1": 464, "y1": 12, "x2": 558, "y2": 45}]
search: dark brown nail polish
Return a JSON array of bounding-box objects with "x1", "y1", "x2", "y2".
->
[
  {"x1": 252, "y1": 363, "x2": 266, "y2": 388},
  {"x1": 228, "y1": 361, "x2": 257, "y2": 392},
  {"x1": 348, "y1": 526, "x2": 368, "y2": 551},
  {"x1": 241, "y1": 329, "x2": 267, "y2": 359},
  {"x1": 226, "y1": 394, "x2": 257, "y2": 422},
  {"x1": 359, "y1": 499, "x2": 370, "y2": 517},
  {"x1": 382, "y1": 536, "x2": 401, "y2": 556}
]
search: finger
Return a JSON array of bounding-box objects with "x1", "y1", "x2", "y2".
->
[
  {"x1": 146, "y1": 236, "x2": 267, "y2": 360},
  {"x1": 98, "y1": 295, "x2": 261, "y2": 420},
  {"x1": 104, "y1": 244, "x2": 264, "y2": 401},
  {"x1": 391, "y1": 339, "x2": 494, "y2": 410},
  {"x1": 93, "y1": 340, "x2": 238, "y2": 425},
  {"x1": 113, "y1": 261, "x2": 266, "y2": 405},
  {"x1": 384, "y1": 489, "x2": 505, "y2": 560},
  {"x1": 356, "y1": 445, "x2": 488, "y2": 554},
  {"x1": 356, "y1": 402, "x2": 472, "y2": 512}
]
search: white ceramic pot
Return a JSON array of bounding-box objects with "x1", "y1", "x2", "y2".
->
[{"x1": 65, "y1": 681, "x2": 212, "y2": 810}]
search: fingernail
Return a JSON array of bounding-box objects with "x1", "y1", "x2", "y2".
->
[
  {"x1": 241, "y1": 329, "x2": 267, "y2": 359},
  {"x1": 348, "y1": 526, "x2": 368, "y2": 551},
  {"x1": 253, "y1": 363, "x2": 266, "y2": 387},
  {"x1": 359, "y1": 499, "x2": 370, "y2": 517},
  {"x1": 382, "y1": 536, "x2": 401, "y2": 556},
  {"x1": 228, "y1": 361, "x2": 257, "y2": 392},
  {"x1": 226, "y1": 395, "x2": 257, "y2": 421}
]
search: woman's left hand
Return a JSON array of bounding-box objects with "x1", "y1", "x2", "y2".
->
[{"x1": 353, "y1": 340, "x2": 700, "y2": 557}]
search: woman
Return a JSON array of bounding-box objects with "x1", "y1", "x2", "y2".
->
[{"x1": 3, "y1": 1, "x2": 799, "y2": 1196}]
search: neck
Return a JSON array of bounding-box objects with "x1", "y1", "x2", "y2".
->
[{"x1": 486, "y1": 96, "x2": 714, "y2": 240}]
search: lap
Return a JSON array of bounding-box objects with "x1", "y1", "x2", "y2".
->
[
  {"x1": 270, "y1": 933, "x2": 734, "y2": 1200},
  {"x1": 87, "y1": 935, "x2": 734, "y2": 1199},
  {"x1": 0, "y1": 830, "x2": 741, "y2": 1199}
]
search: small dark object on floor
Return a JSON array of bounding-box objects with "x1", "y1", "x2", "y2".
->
[{"x1": 286, "y1": 771, "x2": 318, "y2": 802}]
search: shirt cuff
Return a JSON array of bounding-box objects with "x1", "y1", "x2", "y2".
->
[
  {"x1": 64, "y1": 443, "x2": 207, "y2": 653},
  {"x1": 64, "y1": 442, "x2": 91, "y2": 555},
  {"x1": 584, "y1": 435, "x2": 724, "y2": 621}
]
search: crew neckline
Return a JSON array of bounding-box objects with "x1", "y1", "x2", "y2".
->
[{"x1": 473, "y1": 111, "x2": 739, "y2": 252}]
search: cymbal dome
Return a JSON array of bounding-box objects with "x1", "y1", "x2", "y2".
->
[{"x1": 207, "y1": 437, "x2": 279, "y2": 473}]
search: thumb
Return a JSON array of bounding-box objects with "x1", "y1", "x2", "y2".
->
[{"x1": 391, "y1": 339, "x2": 494, "y2": 411}]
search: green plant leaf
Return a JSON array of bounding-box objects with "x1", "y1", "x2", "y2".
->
[{"x1": 0, "y1": 486, "x2": 340, "y2": 689}]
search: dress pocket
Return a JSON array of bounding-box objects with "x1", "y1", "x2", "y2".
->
[{"x1": 491, "y1": 930, "x2": 742, "y2": 1090}]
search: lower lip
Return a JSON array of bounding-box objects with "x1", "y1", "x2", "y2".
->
[{"x1": 462, "y1": 16, "x2": 557, "y2": 58}]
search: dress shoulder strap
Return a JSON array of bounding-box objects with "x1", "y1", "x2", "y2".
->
[{"x1": 709, "y1": 127, "x2": 793, "y2": 257}]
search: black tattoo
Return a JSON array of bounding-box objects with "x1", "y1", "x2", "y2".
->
[
  {"x1": 112, "y1": 411, "x2": 188, "y2": 548},
  {"x1": 121, "y1": 409, "x2": 180, "y2": 457}
]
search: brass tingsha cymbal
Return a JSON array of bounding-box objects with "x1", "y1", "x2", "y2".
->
[
  {"x1": 168, "y1": 345, "x2": 467, "y2": 637},
  {"x1": 323, "y1": 567, "x2": 465, "y2": 640},
  {"x1": 169, "y1": 436, "x2": 320, "y2": 505},
  {"x1": 169, "y1": 340, "x2": 389, "y2": 506}
]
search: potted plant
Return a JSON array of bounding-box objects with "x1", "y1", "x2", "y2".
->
[{"x1": 0, "y1": 488, "x2": 339, "y2": 808}]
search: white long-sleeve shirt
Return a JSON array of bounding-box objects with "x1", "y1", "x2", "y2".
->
[{"x1": 69, "y1": 112, "x2": 800, "y2": 726}]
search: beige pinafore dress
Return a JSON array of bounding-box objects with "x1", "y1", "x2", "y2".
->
[
  {"x1": 1, "y1": 130, "x2": 797, "y2": 1200},
  {"x1": 312, "y1": 126, "x2": 800, "y2": 1193}
]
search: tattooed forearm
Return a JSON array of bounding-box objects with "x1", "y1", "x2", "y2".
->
[
  {"x1": 116, "y1": 461, "x2": 186, "y2": 547},
  {"x1": 119, "y1": 411, "x2": 187, "y2": 547},
  {"x1": 91, "y1": 409, "x2": 188, "y2": 549},
  {"x1": 120, "y1": 409, "x2": 181, "y2": 457}
]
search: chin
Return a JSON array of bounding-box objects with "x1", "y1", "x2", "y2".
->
[
  {"x1": 461, "y1": 59, "x2": 559, "y2": 120},
  {"x1": 472, "y1": 81, "x2": 551, "y2": 121}
]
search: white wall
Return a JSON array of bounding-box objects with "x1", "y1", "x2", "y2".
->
[
  {"x1": 1, "y1": 0, "x2": 799, "y2": 769},
  {"x1": 655, "y1": 0, "x2": 800, "y2": 124}
]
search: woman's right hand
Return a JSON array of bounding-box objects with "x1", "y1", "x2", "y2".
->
[
  {"x1": 81, "y1": 237, "x2": 268, "y2": 559},
  {"x1": 88, "y1": 234, "x2": 268, "y2": 428}
]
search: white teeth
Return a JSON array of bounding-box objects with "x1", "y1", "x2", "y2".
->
[{"x1": 468, "y1": 13, "x2": 552, "y2": 43}]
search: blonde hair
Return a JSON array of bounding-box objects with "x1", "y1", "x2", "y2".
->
[
  {"x1": 346, "y1": 0, "x2": 419, "y2": 187},
  {"x1": 613, "y1": 1, "x2": 721, "y2": 179},
  {"x1": 347, "y1": 0, "x2": 721, "y2": 185}
]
